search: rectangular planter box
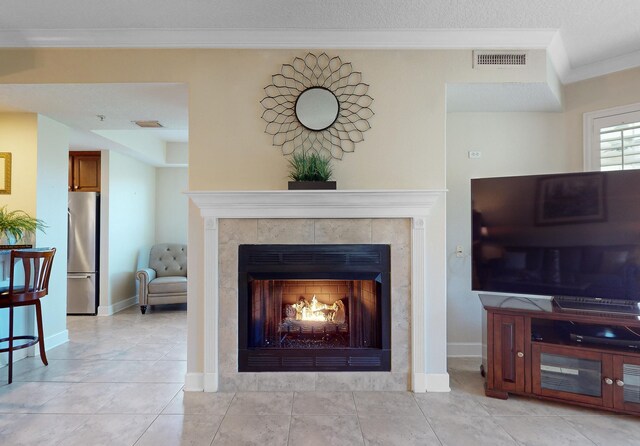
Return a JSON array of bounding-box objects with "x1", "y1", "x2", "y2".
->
[{"x1": 288, "y1": 181, "x2": 337, "y2": 190}]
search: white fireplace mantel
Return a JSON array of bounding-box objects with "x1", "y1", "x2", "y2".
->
[{"x1": 187, "y1": 189, "x2": 449, "y2": 393}]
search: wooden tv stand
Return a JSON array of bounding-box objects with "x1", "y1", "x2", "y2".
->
[{"x1": 482, "y1": 295, "x2": 640, "y2": 415}]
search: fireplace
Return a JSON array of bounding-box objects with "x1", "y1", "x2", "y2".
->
[
  {"x1": 187, "y1": 190, "x2": 449, "y2": 392},
  {"x1": 238, "y1": 244, "x2": 391, "y2": 372}
]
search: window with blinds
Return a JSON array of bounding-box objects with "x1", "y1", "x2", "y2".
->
[{"x1": 599, "y1": 121, "x2": 640, "y2": 171}]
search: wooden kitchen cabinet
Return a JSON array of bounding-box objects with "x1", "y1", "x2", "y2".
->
[{"x1": 69, "y1": 151, "x2": 100, "y2": 192}]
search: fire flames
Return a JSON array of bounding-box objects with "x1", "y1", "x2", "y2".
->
[{"x1": 293, "y1": 295, "x2": 338, "y2": 322}]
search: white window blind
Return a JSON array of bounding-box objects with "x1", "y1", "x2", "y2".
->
[
  {"x1": 599, "y1": 121, "x2": 640, "y2": 171},
  {"x1": 585, "y1": 106, "x2": 640, "y2": 171}
]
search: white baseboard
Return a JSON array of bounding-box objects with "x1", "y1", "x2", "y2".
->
[
  {"x1": 448, "y1": 342, "x2": 482, "y2": 358},
  {"x1": 98, "y1": 295, "x2": 138, "y2": 316},
  {"x1": 184, "y1": 373, "x2": 204, "y2": 392},
  {"x1": 412, "y1": 372, "x2": 427, "y2": 393},
  {"x1": 425, "y1": 373, "x2": 451, "y2": 392},
  {"x1": 203, "y1": 372, "x2": 219, "y2": 392},
  {"x1": 0, "y1": 348, "x2": 28, "y2": 367},
  {"x1": 1, "y1": 329, "x2": 69, "y2": 367},
  {"x1": 43, "y1": 329, "x2": 69, "y2": 353}
]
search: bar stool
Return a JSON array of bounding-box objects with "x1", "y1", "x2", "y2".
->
[{"x1": 0, "y1": 248, "x2": 56, "y2": 384}]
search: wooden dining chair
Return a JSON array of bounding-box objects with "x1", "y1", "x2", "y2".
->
[{"x1": 0, "y1": 248, "x2": 56, "y2": 384}]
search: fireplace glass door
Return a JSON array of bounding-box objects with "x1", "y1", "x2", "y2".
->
[{"x1": 238, "y1": 244, "x2": 391, "y2": 372}]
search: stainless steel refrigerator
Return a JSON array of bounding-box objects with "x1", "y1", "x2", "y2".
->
[{"x1": 67, "y1": 192, "x2": 99, "y2": 315}]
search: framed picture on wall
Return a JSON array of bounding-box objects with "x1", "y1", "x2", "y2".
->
[
  {"x1": 535, "y1": 172, "x2": 606, "y2": 225},
  {"x1": 0, "y1": 152, "x2": 11, "y2": 195}
]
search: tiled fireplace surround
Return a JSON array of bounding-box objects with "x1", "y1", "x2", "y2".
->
[{"x1": 188, "y1": 190, "x2": 448, "y2": 393}]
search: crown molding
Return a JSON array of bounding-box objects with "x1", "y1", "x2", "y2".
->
[
  {"x1": 563, "y1": 49, "x2": 640, "y2": 84},
  {"x1": 546, "y1": 31, "x2": 640, "y2": 85},
  {"x1": 0, "y1": 27, "x2": 556, "y2": 49},
  {"x1": 1, "y1": 27, "x2": 637, "y2": 84},
  {"x1": 546, "y1": 31, "x2": 571, "y2": 82}
]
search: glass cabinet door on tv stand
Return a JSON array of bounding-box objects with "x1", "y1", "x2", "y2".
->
[
  {"x1": 531, "y1": 343, "x2": 640, "y2": 414},
  {"x1": 532, "y1": 344, "x2": 613, "y2": 408},
  {"x1": 612, "y1": 355, "x2": 640, "y2": 413}
]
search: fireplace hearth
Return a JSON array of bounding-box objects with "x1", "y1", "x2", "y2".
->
[{"x1": 238, "y1": 244, "x2": 391, "y2": 372}]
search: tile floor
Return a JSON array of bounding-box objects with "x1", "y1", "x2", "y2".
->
[{"x1": 1, "y1": 305, "x2": 639, "y2": 445}]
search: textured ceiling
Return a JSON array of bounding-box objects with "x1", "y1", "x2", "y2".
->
[
  {"x1": 0, "y1": 83, "x2": 187, "y2": 132},
  {"x1": 1, "y1": 0, "x2": 640, "y2": 73},
  {"x1": 0, "y1": 84, "x2": 188, "y2": 166}
]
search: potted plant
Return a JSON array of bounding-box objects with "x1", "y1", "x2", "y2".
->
[
  {"x1": 0, "y1": 206, "x2": 46, "y2": 246},
  {"x1": 287, "y1": 152, "x2": 336, "y2": 190}
]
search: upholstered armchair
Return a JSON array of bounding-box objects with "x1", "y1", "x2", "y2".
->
[{"x1": 136, "y1": 243, "x2": 187, "y2": 314}]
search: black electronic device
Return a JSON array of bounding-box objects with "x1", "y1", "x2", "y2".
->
[
  {"x1": 472, "y1": 170, "x2": 640, "y2": 310},
  {"x1": 568, "y1": 323, "x2": 640, "y2": 349}
]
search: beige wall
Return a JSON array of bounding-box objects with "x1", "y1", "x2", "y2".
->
[
  {"x1": 156, "y1": 167, "x2": 188, "y2": 245},
  {"x1": 564, "y1": 66, "x2": 640, "y2": 168},
  {"x1": 0, "y1": 48, "x2": 553, "y2": 374},
  {"x1": 36, "y1": 115, "x2": 70, "y2": 346},
  {"x1": 106, "y1": 150, "x2": 156, "y2": 307},
  {"x1": 0, "y1": 48, "x2": 548, "y2": 192},
  {"x1": 0, "y1": 113, "x2": 38, "y2": 366},
  {"x1": 0, "y1": 113, "x2": 69, "y2": 363},
  {"x1": 446, "y1": 112, "x2": 576, "y2": 356},
  {"x1": 0, "y1": 113, "x2": 38, "y2": 215},
  {"x1": 445, "y1": 65, "x2": 640, "y2": 355}
]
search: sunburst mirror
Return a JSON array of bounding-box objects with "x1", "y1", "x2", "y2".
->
[{"x1": 261, "y1": 53, "x2": 374, "y2": 160}]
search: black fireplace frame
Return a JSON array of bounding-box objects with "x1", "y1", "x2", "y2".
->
[{"x1": 238, "y1": 244, "x2": 391, "y2": 372}]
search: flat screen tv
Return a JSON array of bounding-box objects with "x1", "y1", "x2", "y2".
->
[{"x1": 471, "y1": 170, "x2": 640, "y2": 309}]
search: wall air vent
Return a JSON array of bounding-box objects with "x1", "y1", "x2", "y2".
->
[{"x1": 473, "y1": 51, "x2": 527, "y2": 68}]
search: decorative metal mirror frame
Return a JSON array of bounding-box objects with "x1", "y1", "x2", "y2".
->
[{"x1": 261, "y1": 53, "x2": 374, "y2": 160}]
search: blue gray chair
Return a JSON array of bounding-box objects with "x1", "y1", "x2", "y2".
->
[{"x1": 136, "y1": 244, "x2": 187, "y2": 314}]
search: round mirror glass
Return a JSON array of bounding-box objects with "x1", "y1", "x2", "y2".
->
[{"x1": 295, "y1": 87, "x2": 340, "y2": 131}]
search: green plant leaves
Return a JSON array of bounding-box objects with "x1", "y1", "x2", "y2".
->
[
  {"x1": 0, "y1": 206, "x2": 47, "y2": 242},
  {"x1": 287, "y1": 152, "x2": 334, "y2": 182}
]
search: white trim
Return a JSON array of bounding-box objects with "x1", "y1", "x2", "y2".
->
[
  {"x1": 413, "y1": 373, "x2": 427, "y2": 393},
  {"x1": 583, "y1": 109, "x2": 597, "y2": 172},
  {"x1": 547, "y1": 31, "x2": 640, "y2": 85},
  {"x1": 583, "y1": 102, "x2": 640, "y2": 171},
  {"x1": 565, "y1": 49, "x2": 640, "y2": 84},
  {"x1": 203, "y1": 372, "x2": 219, "y2": 392},
  {"x1": 0, "y1": 27, "x2": 637, "y2": 84},
  {"x1": 547, "y1": 31, "x2": 571, "y2": 83},
  {"x1": 97, "y1": 295, "x2": 138, "y2": 316},
  {"x1": 188, "y1": 190, "x2": 444, "y2": 219},
  {"x1": 184, "y1": 372, "x2": 204, "y2": 392},
  {"x1": 425, "y1": 373, "x2": 452, "y2": 392},
  {"x1": 203, "y1": 217, "x2": 219, "y2": 392},
  {"x1": 43, "y1": 329, "x2": 69, "y2": 352},
  {"x1": 447, "y1": 342, "x2": 482, "y2": 358},
  {"x1": 0, "y1": 28, "x2": 556, "y2": 50},
  {"x1": 1, "y1": 329, "x2": 69, "y2": 366},
  {"x1": 411, "y1": 217, "x2": 427, "y2": 394},
  {"x1": 187, "y1": 189, "x2": 448, "y2": 393},
  {"x1": 0, "y1": 349, "x2": 28, "y2": 367}
]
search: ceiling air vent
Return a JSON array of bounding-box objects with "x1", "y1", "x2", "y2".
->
[
  {"x1": 133, "y1": 120, "x2": 163, "y2": 128},
  {"x1": 473, "y1": 51, "x2": 527, "y2": 68}
]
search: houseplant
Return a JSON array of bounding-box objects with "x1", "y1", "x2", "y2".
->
[
  {"x1": 0, "y1": 206, "x2": 46, "y2": 246},
  {"x1": 287, "y1": 152, "x2": 336, "y2": 190}
]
